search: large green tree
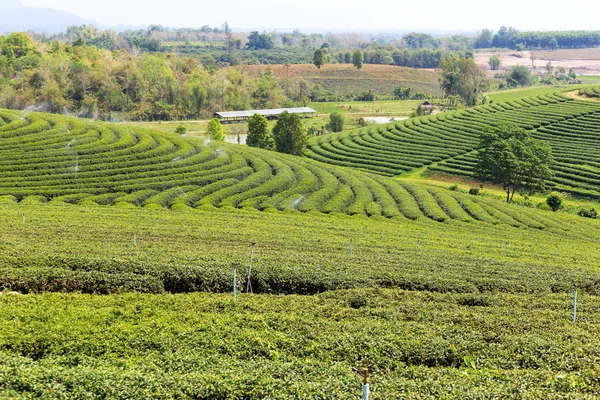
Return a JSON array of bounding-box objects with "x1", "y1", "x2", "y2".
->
[
  {"x1": 246, "y1": 114, "x2": 275, "y2": 150},
  {"x1": 272, "y1": 111, "x2": 307, "y2": 156},
  {"x1": 313, "y1": 49, "x2": 325, "y2": 69},
  {"x1": 328, "y1": 112, "x2": 344, "y2": 132},
  {"x1": 206, "y1": 118, "x2": 225, "y2": 141},
  {"x1": 474, "y1": 123, "x2": 553, "y2": 203},
  {"x1": 352, "y1": 49, "x2": 364, "y2": 69},
  {"x1": 509, "y1": 65, "x2": 532, "y2": 87},
  {"x1": 440, "y1": 56, "x2": 488, "y2": 107}
]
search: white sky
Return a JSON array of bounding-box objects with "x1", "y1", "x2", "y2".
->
[{"x1": 19, "y1": 0, "x2": 600, "y2": 32}]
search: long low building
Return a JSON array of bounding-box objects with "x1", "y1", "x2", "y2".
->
[{"x1": 215, "y1": 107, "x2": 316, "y2": 122}]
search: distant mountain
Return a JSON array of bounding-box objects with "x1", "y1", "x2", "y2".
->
[{"x1": 0, "y1": 0, "x2": 98, "y2": 34}]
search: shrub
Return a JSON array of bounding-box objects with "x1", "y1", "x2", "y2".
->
[
  {"x1": 469, "y1": 187, "x2": 480, "y2": 196},
  {"x1": 546, "y1": 192, "x2": 563, "y2": 212},
  {"x1": 578, "y1": 207, "x2": 598, "y2": 219},
  {"x1": 175, "y1": 125, "x2": 187, "y2": 136}
]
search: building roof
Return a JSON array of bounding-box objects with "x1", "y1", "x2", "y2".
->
[
  {"x1": 420, "y1": 101, "x2": 433, "y2": 107},
  {"x1": 215, "y1": 107, "x2": 316, "y2": 119}
]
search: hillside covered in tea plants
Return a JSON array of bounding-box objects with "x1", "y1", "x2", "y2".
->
[
  {"x1": 0, "y1": 108, "x2": 585, "y2": 224},
  {"x1": 307, "y1": 91, "x2": 600, "y2": 200},
  {"x1": 1, "y1": 108, "x2": 600, "y2": 399}
]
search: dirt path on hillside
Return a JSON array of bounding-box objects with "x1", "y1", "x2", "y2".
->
[{"x1": 565, "y1": 90, "x2": 600, "y2": 102}]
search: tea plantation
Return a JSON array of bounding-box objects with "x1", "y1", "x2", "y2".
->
[
  {"x1": 0, "y1": 107, "x2": 599, "y2": 398},
  {"x1": 307, "y1": 92, "x2": 600, "y2": 200}
]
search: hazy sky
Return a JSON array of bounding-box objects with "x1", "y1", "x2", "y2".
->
[{"x1": 19, "y1": 0, "x2": 600, "y2": 32}]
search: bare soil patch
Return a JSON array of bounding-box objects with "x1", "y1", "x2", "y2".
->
[{"x1": 475, "y1": 48, "x2": 600, "y2": 76}]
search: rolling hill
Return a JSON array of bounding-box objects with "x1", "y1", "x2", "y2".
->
[
  {"x1": 0, "y1": 0, "x2": 96, "y2": 34},
  {"x1": 1, "y1": 107, "x2": 600, "y2": 398},
  {"x1": 0, "y1": 108, "x2": 591, "y2": 228},
  {"x1": 307, "y1": 91, "x2": 600, "y2": 200}
]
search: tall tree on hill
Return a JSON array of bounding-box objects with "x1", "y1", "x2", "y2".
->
[
  {"x1": 328, "y1": 112, "x2": 344, "y2": 132},
  {"x1": 272, "y1": 111, "x2": 307, "y2": 156},
  {"x1": 474, "y1": 123, "x2": 553, "y2": 203},
  {"x1": 247, "y1": 113, "x2": 275, "y2": 150},
  {"x1": 440, "y1": 55, "x2": 488, "y2": 107},
  {"x1": 313, "y1": 49, "x2": 325, "y2": 69},
  {"x1": 474, "y1": 29, "x2": 494, "y2": 49},
  {"x1": 352, "y1": 49, "x2": 364, "y2": 70},
  {"x1": 206, "y1": 118, "x2": 225, "y2": 141}
]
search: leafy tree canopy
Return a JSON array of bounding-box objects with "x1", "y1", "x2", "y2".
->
[
  {"x1": 246, "y1": 32, "x2": 273, "y2": 50},
  {"x1": 272, "y1": 111, "x2": 307, "y2": 156},
  {"x1": 474, "y1": 123, "x2": 553, "y2": 203},
  {"x1": 313, "y1": 49, "x2": 325, "y2": 69},
  {"x1": 206, "y1": 118, "x2": 225, "y2": 141},
  {"x1": 352, "y1": 49, "x2": 364, "y2": 70},
  {"x1": 328, "y1": 112, "x2": 344, "y2": 132},
  {"x1": 440, "y1": 55, "x2": 488, "y2": 107},
  {"x1": 247, "y1": 114, "x2": 275, "y2": 150}
]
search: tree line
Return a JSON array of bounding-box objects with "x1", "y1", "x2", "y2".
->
[
  {"x1": 475, "y1": 27, "x2": 600, "y2": 50},
  {"x1": 0, "y1": 33, "x2": 319, "y2": 121}
]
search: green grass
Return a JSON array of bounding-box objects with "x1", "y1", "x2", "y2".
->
[
  {"x1": 309, "y1": 100, "x2": 422, "y2": 117},
  {"x1": 486, "y1": 85, "x2": 577, "y2": 102},
  {"x1": 579, "y1": 75, "x2": 600, "y2": 84}
]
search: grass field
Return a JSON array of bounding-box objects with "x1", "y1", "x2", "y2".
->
[
  {"x1": 118, "y1": 99, "x2": 423, "y2": 141},
  {"x1": 486, "y1": 85, "x2": 581, "y2": 102},
  {"x1": 240, "y1": 63, "x2": 443, "y2": 98}
]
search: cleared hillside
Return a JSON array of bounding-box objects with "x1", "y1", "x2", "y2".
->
[{"x1": 240, "y1": 63, "x2": 442, "y2": 97}]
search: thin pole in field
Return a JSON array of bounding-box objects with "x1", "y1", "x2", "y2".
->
[
  {"x1": 353, "y1": 368, "x2": 370, "y2": 400},
  {"x1": 246, "y1": 242, "x2": 256, "y2": 293},
  {"x1": 349, "y1": 237, "x2": 353, "y2": 257},
  {"x1": 233, "y1": 263, "x2": 239, "y2": 300},
  {"x1": 573, "y1": 290, "x2": 578, "y2": 323},
  {"x1": 134, "y1": 233, "x2": 137, "y2": 247}
]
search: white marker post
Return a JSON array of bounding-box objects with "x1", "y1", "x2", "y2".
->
[
  {"x1": 134, "y1": 233, "x2": 137, "y2": 247},
  {"x1": 349, "y1": 238, "x2": 353, "y2": 257},
  {"x1": 353, "y1": 368, "x2": 370, "y2": 400},
  {"x1": 233, "y1": 267, "x2": 237, "y2": 300},
  {"x1": 246, "y1": 243, "x2": 256, "y2": 293},
  {"x1": 573, "y1": 290, "x2": 578, "y2": 323}
]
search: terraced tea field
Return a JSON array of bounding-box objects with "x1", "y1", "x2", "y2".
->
[
  {"x1": 307, "y1": 92, "x2": 600, "y2": 200},
  {"x1": 0, "y1": 109, "x2": 587, "y2": 225},
  {"x1": 1, "y1": 106, "x2": 600, "y2": 398}
]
